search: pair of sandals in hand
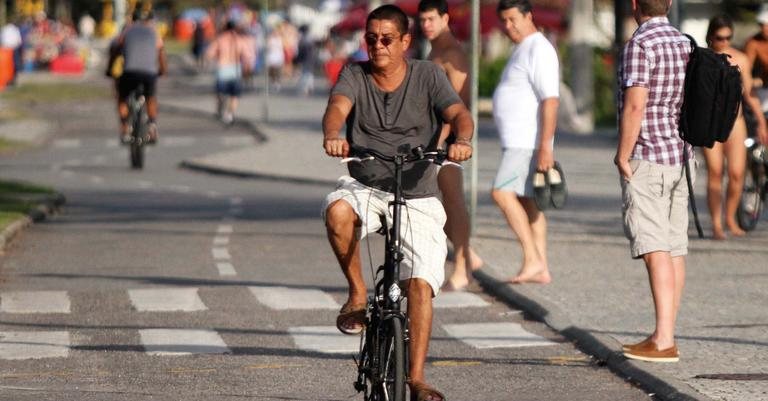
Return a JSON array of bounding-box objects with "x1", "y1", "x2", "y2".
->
[{"x1": 533, "y1": 161, "x2": 567, "y2": 211}]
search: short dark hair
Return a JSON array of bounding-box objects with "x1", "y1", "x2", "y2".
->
[
  {"x1": 497, "y1": 0, "x2": 532, "y2": 15},
  {"x1": 636, "y1": 0, "x2": 669, "y2": 17},
  {"x1": 418, "y1": 0, "x2": 449, "y2": 16},
  {"x1": 367, "y1": 5, "x2": 409, "y2": 35}
]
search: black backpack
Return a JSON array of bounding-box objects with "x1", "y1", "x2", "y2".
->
[
  {"x1": 678, "y1": 34, "x2": 743, "y2": 237},
  {"x1": 679, "y1": 34, "x2": 742, "y2": 148}
]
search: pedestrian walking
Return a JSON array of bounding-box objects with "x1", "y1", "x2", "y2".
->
[
  {"x1": 491, "y1": 0, "x2": 559, "y2": 284},
  {"x1": 205, "y1": 20, "x2": 255, "y2": 125},
  {"x1": 295, "y1": 25, "x2": 317, "y2": 96},
  {"x1": 745, "y1": 7, "x2": 768, "y2": 91},
  {"x1": 418, "y1": 0, "x2": 484, "y2": 292},
  {"x1": 321, "y1": 5, "x2": 473, "y2": 400},
  {"x1": 1, "y1": 19, "x2": 22, "y2": 86},
  {"x1": 703, "y1": 16, "x2": 768, "y2": 240},
  {"x1": 615, "y1": 0, "x2": 692, "y2": 363}
]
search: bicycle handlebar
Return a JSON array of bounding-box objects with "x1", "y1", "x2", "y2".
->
[{"x1": 341, "y1": 144, "x2": 461, "y2": 169}]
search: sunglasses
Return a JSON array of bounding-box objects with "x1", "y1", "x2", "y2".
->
[
  {"x1": 364, "y1": 34, "x2": 400, "y2": 47},
  {"x1": 713, "y1": 34, "x2": 732, "y2": 42}
]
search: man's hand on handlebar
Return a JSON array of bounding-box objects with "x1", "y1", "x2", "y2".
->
[
  {"x1": 324, "y1": 137, "x2": 349, "y2": 158},
  {"x1": 447, "y1": 142, "x2": 472, "y2": 162}
]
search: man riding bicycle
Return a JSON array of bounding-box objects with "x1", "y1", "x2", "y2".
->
[
  {"x1": 321, "y1": 5, "x2": 473, "y2": 401},
  {"x1": 109, "y1": 9, "x2": 167, "y2": 144}
]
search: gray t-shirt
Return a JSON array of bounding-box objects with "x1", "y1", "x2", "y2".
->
[
  {"x1": 332, "y1": 59, "x2": 461, "y2": 198},
  {"x1": 122, "y1": 24, "x2": 159, "y2": 75}
]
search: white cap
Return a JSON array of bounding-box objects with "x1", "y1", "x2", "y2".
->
[{"x1": 758, "y1": 8, "x2": 768, "y2": 25}]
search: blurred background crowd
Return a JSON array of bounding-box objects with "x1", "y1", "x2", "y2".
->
[{"x1": 1, "y1": 0, "x2": 768, "y2": 131}]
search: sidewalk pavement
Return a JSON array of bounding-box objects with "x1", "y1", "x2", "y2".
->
[{"x1": 168, "y1": 71, "x2": 768, "y2": 401}]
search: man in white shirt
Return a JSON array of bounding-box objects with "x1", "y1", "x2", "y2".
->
[{"x1": 491, "y1": 0, "x2": 559, "y2": 284}]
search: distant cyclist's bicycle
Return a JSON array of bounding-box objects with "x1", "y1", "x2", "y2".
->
[
  {"x1": 125, "y1": 85, "x2": 150, "y2": 169},
  {"x1": 343, "y1": 145, "x2": 448, "y2": 401},
  {"x1": 737, "y1": 137, "x2": 767, "y2": 231}
]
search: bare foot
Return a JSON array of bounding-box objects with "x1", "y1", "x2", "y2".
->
[
  {"x1": 726, "y1": 223, "x2": 746, "y2": 237},
  {"x1": 712, "y1": 228, "x2": 727, "y2": 240},
  {"x1": 507, "y1": 264, "x2": 552, "y2": 284},
  {"x1": 441, "y1": 277, "x2": 469, "y2": 292},
  {"x1": 468, "y1": 247, "x2": 484, "y2": 271}
]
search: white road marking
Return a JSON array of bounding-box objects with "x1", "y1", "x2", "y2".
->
[
  {"x1": 212, "y1": 248, "x2": 230, "y2": 260},
  {"x1": 169, "y1": 185, "x2": 191, "y2": 193},
  {"x1": 88, "y1": 176, "x2": 104, "y2": 185},
  {"x1": 216, "y1": 262, "x2": 237, "y2": 276},
  {"x1": 91, "y1": 155, "x2": 107, "y2": 164},
  {"x1": 105, "y1": 139, "x2": 120, "y2": 148},
  {"x1": 217, "y1": 225, "x2": 233, "y2": 234},
  {"x1": 433, "y1": 292, "x2": 490, "y2": 308},
  {"x1": 248, "y1": 286, "x2": 340, "y2": 310},
  {"x1": 161, "y1": 136, "x2": 196, "y2": 147},
  {"x1": 229, "y1": 197, "x2": 243, "y2": 205},
  {"x1": 0, "y1": 291, "x2": 71, "y2": 314},
  {"x1": 212, "y1": 236, "x2": 229, "y2": 245},
  {"x1": 289, "y1": 326, "x2": 359, "y2": 354},
  {"x1": 212, "y1": 235, "x2": 230, "y2": 245},
  {"x1": 52, "y1": 139, "x2": 81, "y2": 149},
  {"x1": 137, "y1": 180, "x2": 154, "y2": 189},
  {"x1": 206, "y1": 191, "x2": 221, "y2": 199},
  {"x1": 0, "y1": 331, "x2": 70, "y2": 360},
  {"x1": 139, "y1": 329, "x2": 229, "y2": 356},
  {"x1": 128, "y1": 288, "x2": 207, "y2": 312},
  {"x1": 441, "y1": 322, "x2": 558, "y2": 349},
  {"x1": 59, "y1": 170, "x2": 75, "y2": 179}
]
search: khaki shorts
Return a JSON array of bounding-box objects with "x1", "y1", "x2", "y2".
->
[
  {"x1": 620, "y1": 159, "x2": 695, "y2": 259},
  {"x1": 322, "y1": 176, "x2": 447, "y2": 296}
]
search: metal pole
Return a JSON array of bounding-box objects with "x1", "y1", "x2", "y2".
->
[
  {"x1": 262, "y1": 0, "x2": 270, "y2": 122},
  {"x1": 468, "y1": 0, "x2": 479, "y2": 235}
]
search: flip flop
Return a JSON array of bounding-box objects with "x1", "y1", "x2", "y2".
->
[
  {"x1": 548, "y1": 161, "x2": 567, "y2": 209},
  {"x1": 336, "y1": 302, "x2": 367, "y2": 335},
  {"x1": 532, "y1": 170, "x2": 550, "y2": 211},
  {"x1": 409, "y1": 381, "x2": 446, "y2": 401}
]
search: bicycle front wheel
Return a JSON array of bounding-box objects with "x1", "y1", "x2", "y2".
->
[
  {"x1": 373, "y1": 317, "x2": 406, "y2": 401},
  {"x1": 738, "y1": 170, "x2": 763, "y2": 231}
]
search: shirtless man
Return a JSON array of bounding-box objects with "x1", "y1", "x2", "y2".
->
[
  {"x1": 418, "y1": 0, "x2": 484, "y2": 291},
  {"x1": 745, "y1": 9, "x2": 768, "y2": 89}
]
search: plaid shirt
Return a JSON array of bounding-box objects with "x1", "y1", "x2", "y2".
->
[{"x1": 619, "y1": 17, "x2": 692, "y2": 166}]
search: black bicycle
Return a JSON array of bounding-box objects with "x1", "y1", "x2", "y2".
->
[
  {"x1": 737, "y1": 137, "x2": 767, "y2": 231},
  {"x1": 343, "y1": 145, "x2": 447, "y2": 401},
  {"x1": 125, "y1": 85, "x2": 150, "y2": 169}
]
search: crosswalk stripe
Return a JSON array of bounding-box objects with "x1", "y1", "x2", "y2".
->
[
  {"x1": 217, "y1": 225, "x2": 233, "y2": 234},
  {"x1": 216, "y1": 262, "x2": 237, "y2": 276},
  {"x1": 139, "y1": 329, "x2": 229, "y2": 356},
  {"x1": 441, "y1": 322, "x2": 557, "y2": 349},
  {"x1": 128, "y1": 288, "x2": 207, "y2": 312},
  {"x1": 0, "y1": 331, "x2": 70, "y2": 360},
  {"x1": 289, "y1": 326, "x2": 359, "y2": 354},
  {"x1": 433, "y1": 292, "x2": 490, "y2": 308},
  {"x1": 0, "y1": 291, "x2": 71, "y2": 314},
  {"x1": 222, "y1": 136, "x2": 253, "y2": 146},
  {"x1": 213, "y1": 236, "x2": 229, "y2": 245},
  {"x1": 212, "y1": 248, "x2": 230, "y2": 260},
  {"x1": 161, "y1": 136, "x2": 196, "y2": 147},
  {"x1": 249, "y1": 286, "x2": 340, "y2": 310}
]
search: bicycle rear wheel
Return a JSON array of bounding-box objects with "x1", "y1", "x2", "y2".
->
[
  {"x1": 371, "y1": 318, "x2": 406, "y2": 401},
  {"x1": 128, "y1": 100, "x2": 147, "y2": 169},
  {"x1": 738, "y1": 170, "x2": 763, "y2": 231}
]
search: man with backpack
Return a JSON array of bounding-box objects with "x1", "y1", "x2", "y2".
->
[{"x1": 614, "y1": 0, "x2": 692, "y2": 363}]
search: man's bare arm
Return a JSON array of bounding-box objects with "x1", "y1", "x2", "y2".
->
[
  {"x1": 322, "y1": 94, "x2": 353, "y2": 157},
  {"x1": 436, "y1": 47, "x2": 470, "y2": 147},
  {"x1": 614, "y1": 87, "x2": 648, "y2": 179},
  {"x1": 536, "y1": 97, "x2": 559, "y2": 171},
  {"x1": 442, "y1": 103, "x2": 474, "y2": 162}
]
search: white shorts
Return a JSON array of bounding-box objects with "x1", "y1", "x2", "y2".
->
[
  {"x1": 322, "y1": 176, "x2": 447, "y2": 296},
  {"x1": 493, "y1": 148, "x2": 537, "y2": 197}
]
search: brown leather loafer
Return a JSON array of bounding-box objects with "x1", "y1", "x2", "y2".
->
[
  {"x1": 622, "y1": 337, "x2": 653, "y2": 352},
  {"x1": 623, "y1": 340, "x2": 679, "y2": 362}
]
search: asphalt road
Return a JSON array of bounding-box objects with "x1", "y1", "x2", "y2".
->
[{"x1": 0, "y1": 78, "x2": 652, "y2": 401}]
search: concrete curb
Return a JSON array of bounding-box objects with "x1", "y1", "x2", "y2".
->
[
  {"x1": 0, "y1": 193, "x2": 66, "y2": 254},
  {"x1": 473, "y1": 269, "x2": 713, "y2": 401},
  {"x1": 159, "y1": 103, "x2": 268, "y2": 144},
  {"x1": 179, "y1": 159, "x2": 337, "y2": 186}
]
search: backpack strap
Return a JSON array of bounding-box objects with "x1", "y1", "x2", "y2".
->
[{"x1": 683, "y1": 146, "x2": 704, "y2": 238}]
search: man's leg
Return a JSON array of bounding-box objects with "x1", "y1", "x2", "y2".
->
[
  {"x1": 405, "y1": 278, "x2": 434, "y2": 386},
  {"x1": 643, "y1": 251, "x2": 678, "y2": 350},
  {"x1": 325, "y1": 200, "x2": 367, "y2": 308},
  {"x1": 520, "y1": 197, "x2": 551, "y2": 283},
  {"x1": 439, "y1": 166, "x2": 483, "y2": 291},
  {"x1": 491, "y1": 189, "x2": 548, "y2": 283}
]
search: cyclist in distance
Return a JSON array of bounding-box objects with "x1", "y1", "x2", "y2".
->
[
  {"x1": 109, "y1": 9, "x2": 167, "y2": 144},
  {"x1": 321, "y1": 5, "x2": 473, "y2": 400}
]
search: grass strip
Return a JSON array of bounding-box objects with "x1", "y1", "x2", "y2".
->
[
  {"x1": 0, "y1": 179, "x2": 55, "y2": 233},
  {"x1": 1, "y1": 82, "x2": 108, "y2": 103}
]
